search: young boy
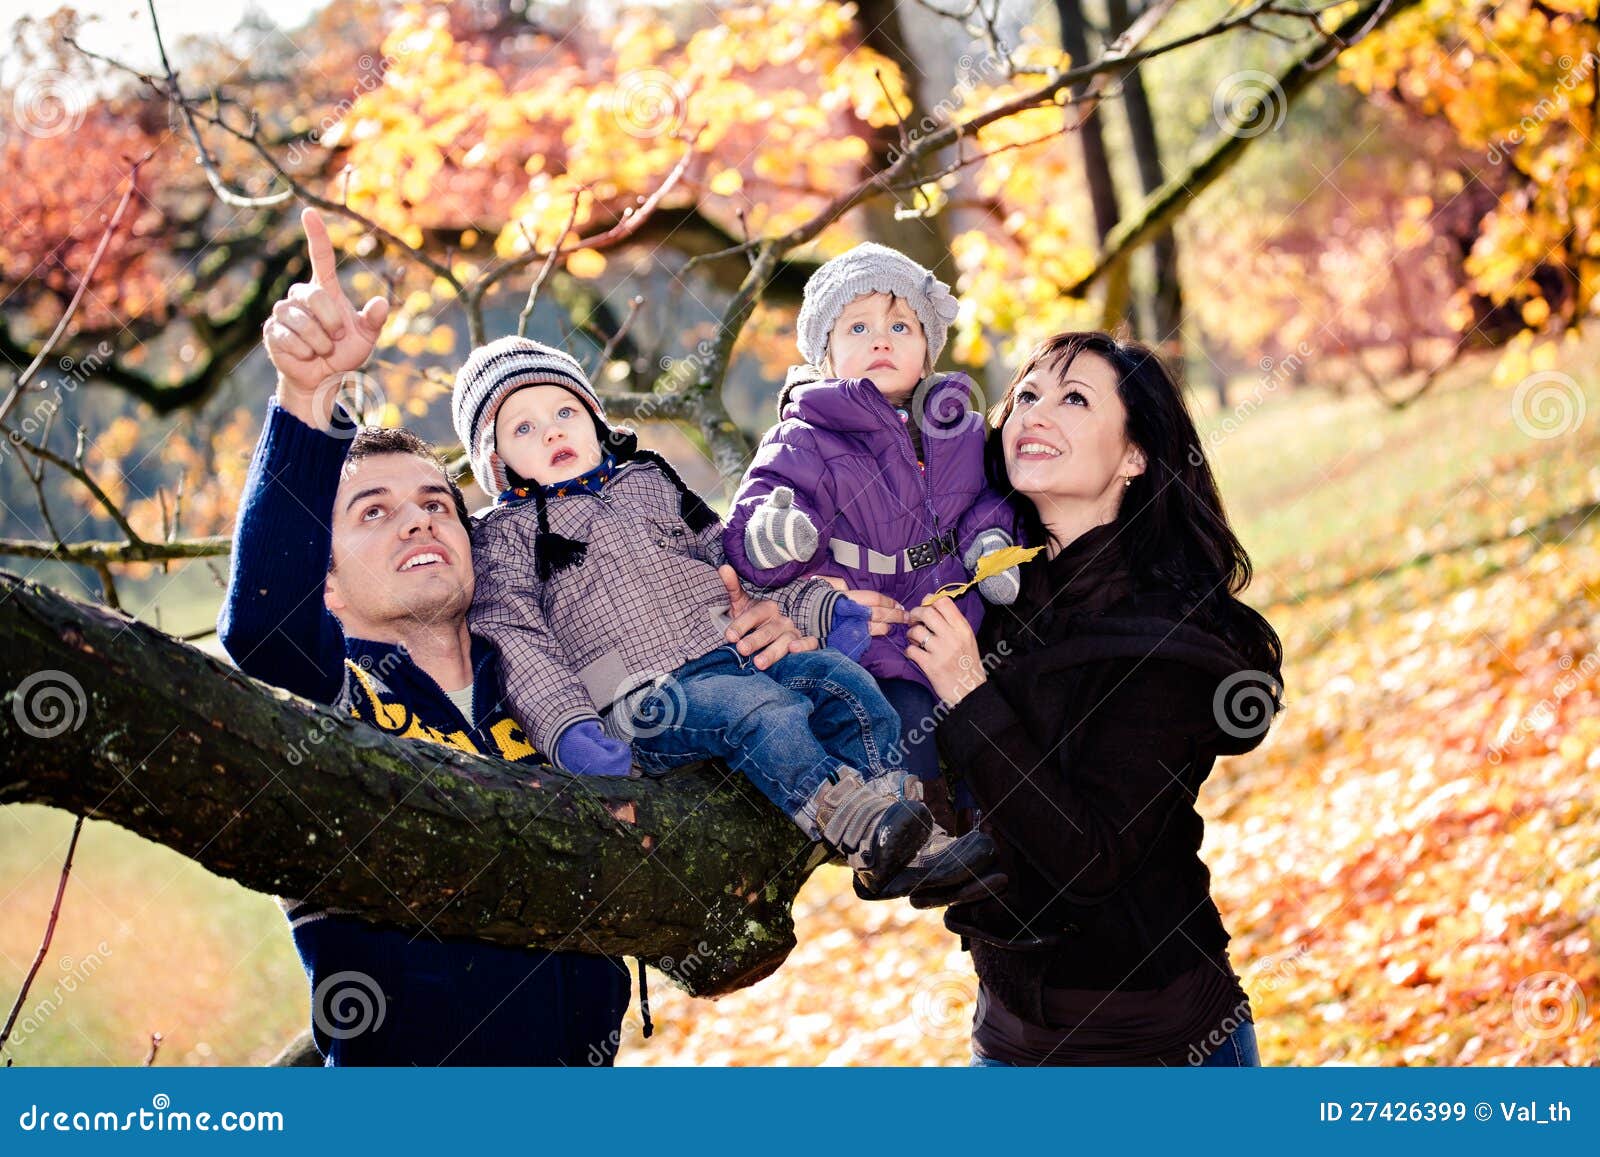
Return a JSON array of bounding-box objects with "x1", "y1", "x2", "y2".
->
[{"x1": 451, "y1": 336, "x2": 997, "y2": 904}]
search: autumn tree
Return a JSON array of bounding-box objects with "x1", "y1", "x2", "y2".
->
[{"x1": 10, "y1": 0, "x2": 1582, "y2": 1013}]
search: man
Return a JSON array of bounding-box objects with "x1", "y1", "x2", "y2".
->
[{"x1": 219, "y1": 208, "x2": 809, "y2": 1065}]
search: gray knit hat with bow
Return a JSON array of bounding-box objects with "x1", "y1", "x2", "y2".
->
[
  {"x1": 795, "y1": 242, "x2": 961, "y2": 369},
  {"x1": 452, "y1": 335, "x2": 614, "y2": 495}
]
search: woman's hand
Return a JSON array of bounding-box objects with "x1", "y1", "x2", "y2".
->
[
  {"x1": 905, "y1": 597, "x2": 987, "y2": 708},
  {"x1": 816, "y1": 576, "x2": 909, "y2": 637}
]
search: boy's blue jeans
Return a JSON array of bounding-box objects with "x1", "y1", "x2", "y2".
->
[{"x1": 622, "y1": 645, "x2": 903, "y2": 825}]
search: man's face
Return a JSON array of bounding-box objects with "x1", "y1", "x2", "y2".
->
[
  {"x1": 494, "y1": 384, "x2": 603, "y2": 487},
  {"x1": 324, "y1": 452, "x2": 474, "y2": 640}
]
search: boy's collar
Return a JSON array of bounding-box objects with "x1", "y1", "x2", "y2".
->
[{"x1": 498, "y1": 450, "x2": 619, "y2": 505}]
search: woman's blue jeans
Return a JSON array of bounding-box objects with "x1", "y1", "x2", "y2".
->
[{"x1": 969, "y1": 1021, "x2": 1262, "y2": 1067}]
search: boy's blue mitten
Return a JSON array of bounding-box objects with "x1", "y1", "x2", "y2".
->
[
  {"x1": 826, "y1": 596, "x2": 872, "y2": 662},
  {"x1": 555, "y1": 721, "x2": 634, "y2": 777}
]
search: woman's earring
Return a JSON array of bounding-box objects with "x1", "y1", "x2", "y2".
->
[{"x1": 1123, "y1": 477, "x2": 1133, "y2": 488}]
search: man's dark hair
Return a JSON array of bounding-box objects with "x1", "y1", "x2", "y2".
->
[{"x1": 345, "y1": 426, "x2": 473, "y2": 534}]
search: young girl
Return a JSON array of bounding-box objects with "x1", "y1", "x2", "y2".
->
[
  {"x1": 451, "y1": 336, "x2": 998, "y2": 906},
  {"x1": 723, "y1": 244, "x2": 1019, "y2": 807}
]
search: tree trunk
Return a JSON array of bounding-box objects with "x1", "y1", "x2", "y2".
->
[
  {"x1": 1055, "y1": 0, "x2": 1123, "y2": 245},
  {"x1": 1108, "y1": 0, "x2": 1185, "y2": 363},
  {"x1": 1062, "y1": 0, "x2": 1420, "y2": 300},
  {"x1": 1055, "y1": 0, "x2": 1131, "y2": 333},
  {"x1": 853, "y1": 0, "x2": 966, "y2": 364},
  {"x1": 0, "y1": 571, "x2": 824, "y2": 999}
]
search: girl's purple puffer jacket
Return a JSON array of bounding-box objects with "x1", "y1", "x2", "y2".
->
[{"x1": 723, "y1": 371, "x2": 1017, "y2": 690}]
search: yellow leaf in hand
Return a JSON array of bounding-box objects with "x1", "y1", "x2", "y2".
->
[{"x1": 921, "y1": 544, "x2": 1045, "y2": 605}]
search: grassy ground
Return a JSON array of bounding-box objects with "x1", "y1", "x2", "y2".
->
[{"x1": 3, "y1": 337, "x2": 1597, "y2": 1065}]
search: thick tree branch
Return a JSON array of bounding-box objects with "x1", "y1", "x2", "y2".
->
[
  {"x1": 0, "y1": 233, "x2": 308, "y2": 417},
  {"x1": 0, "y1": 572, "x2": 821, "y2": 997},
  {"x1": 0, "y1": 536, "x2": 230, "y2": 565}
]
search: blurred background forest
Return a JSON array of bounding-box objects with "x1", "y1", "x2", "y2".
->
[{"x1": 0, "y1": 0, "x2": 1596, "y2": 1065}]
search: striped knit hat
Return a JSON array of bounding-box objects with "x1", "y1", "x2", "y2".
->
[
  {"x1": 795, "y1": 242, "x2": 961, "y2": 371},
  {"x1": 452, "y1": 336, "x2": 618, "y2": 495}
]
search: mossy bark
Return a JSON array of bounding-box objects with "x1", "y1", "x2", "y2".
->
[{"x1": 0, "y1": 571, "x2": 822, "y2": 997}]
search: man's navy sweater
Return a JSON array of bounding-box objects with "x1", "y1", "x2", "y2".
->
[{"x1": 217, "y1": 401, "x2": 630, "y2": 1066}]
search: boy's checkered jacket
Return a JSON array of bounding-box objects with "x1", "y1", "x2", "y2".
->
[{"x1": 468, "y1": 451, "x2": 842, "y2": 762}]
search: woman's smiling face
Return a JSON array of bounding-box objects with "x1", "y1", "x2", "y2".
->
[{"x1": 1001, "y1": 350, "x2": 1144, "y2": 509}]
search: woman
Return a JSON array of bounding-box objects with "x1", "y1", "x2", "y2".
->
[{"x1": 904, "y1": 331, "x2": 1284, "y2": 1066}]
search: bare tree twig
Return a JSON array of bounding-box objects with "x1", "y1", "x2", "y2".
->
[
  {"x1": 3, "y1": 423, "x2": 146, "y2": 547},
  {"x1": 200, "y1": 106, "x2": 460, "y2": 288},
  {"x1": 0, "y1": 153, "x2": 153, "y2": 427},
  {"x1": 94, "y1": 562, "x2": 121, "y2": 610},
  {"x1": 145, "y1": 0, "x2": 291, "y2": 209},
  {"x1": 590, "y1": 296, "x2": 645, "y2": 379},
  {"x1": 20, "y1": 410, "x2": 66, "y2": 548},
  {"x1": 1057, "y1": 0, "x2": 1410, "y2": 298},
  {"x1": 0, "y1": 816, "x2": 86, "y2": 1055},
  {"x1": 517, "y1": 193, "x2": 583, "y2": 340},
  {"x1": 0, "y1": 536, "x2": 230, "y2": 566},
  {"x1": 479, "y1": 144, "x2": 696, "y2": 306}
]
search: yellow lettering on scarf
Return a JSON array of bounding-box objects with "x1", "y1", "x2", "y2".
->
[
  {"x1": 489, "y1": 716, "x2": 538, "y2": 762},
  {"x1": 345, "y1": 659, "x2": 481, "y2": 755},
  {"x1": 435, "y1": 728, "x2": 482, "y2": 756}
]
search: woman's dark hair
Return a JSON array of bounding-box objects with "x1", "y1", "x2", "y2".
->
[{"x1": 985, "y1": 330, "x2": 1283, "y2": 685}]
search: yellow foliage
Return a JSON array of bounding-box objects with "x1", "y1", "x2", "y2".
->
[
  {"x1": 565, "y1": 247, "x2": 607, "y2": 278},
  {"x1": 1344, "y1": 0, "x2": 1600, "y2": 332}
]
